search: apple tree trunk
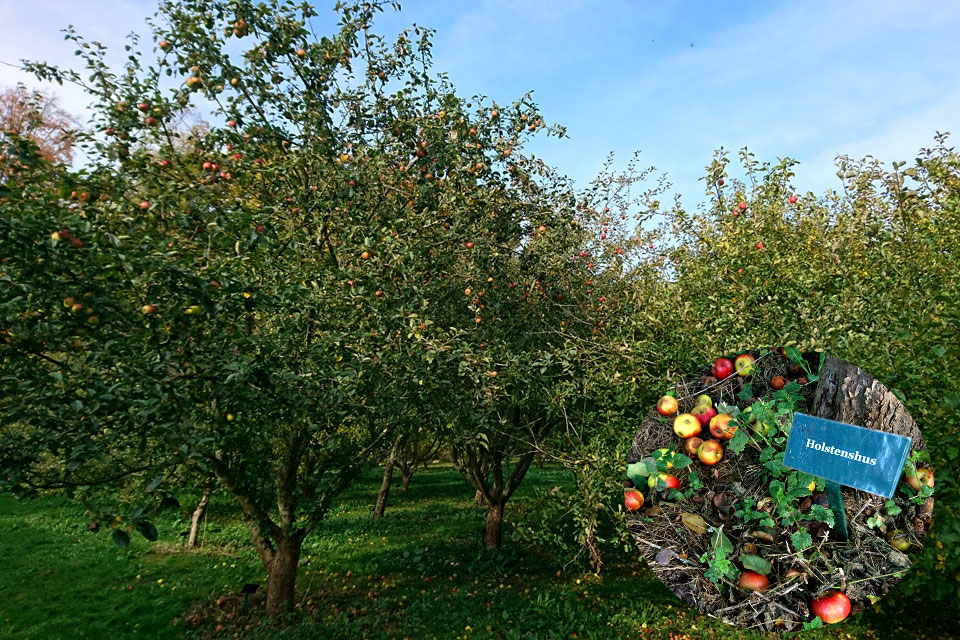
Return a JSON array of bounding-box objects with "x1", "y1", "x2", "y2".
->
[
  {"x1": 265, "y1": 535, "x2": 302, "y2": 616},
  {"x1": 401, "y1": 470, "x2": 412, "y2": 491},
  {"x1": 186, "y1": 484, "x2": 213, "y2": 548},
  {"x1": 811, "y1": 355, "x2": 924, "y2": 445},
  {"x1": 374, "y1": 435, "x2": 403, "y2": 518},
  {"x1": 484, "y1": 500, "x2": 506, "y2": 549}
]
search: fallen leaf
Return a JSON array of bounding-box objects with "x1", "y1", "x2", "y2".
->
[
  {"x1": 681, "y1": 513, "x2": 709, "y2": 535},
  {"x1": 655, "y1": 547, "x2": 677, "y2": 566}
]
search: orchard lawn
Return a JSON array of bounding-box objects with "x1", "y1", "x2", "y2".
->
[{"x1": 0, "y1": 466, "x2": 954, "y2": 640}]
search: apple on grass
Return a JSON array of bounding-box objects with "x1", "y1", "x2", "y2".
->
[
  {"x1": 624, "y1": 489, "x2": 644, "y2": 511},
  {"x1": 683, "y1": 437, "x2": 704, "y2": 457},
  {"x1": 810, "y1": 591, "x2": 851, "y2": 624},
  {"x1": 694, "y1": 394, "x2": 712, "y2": 408},
  {"x1": 673, "y1": 413, "x2": 701, "y2": 439},
  {"x1": 770, "y1": 375, "x2": 786, "y2": 390},
  {"x1": 709, "y1": 413, "x2": 736, "y2": 440},
  {"x1": 690, "y1": 404, "x2": 717, "y2": 428},
  {"x1": 711, "y1": 357, "x2": 734, "y2": 380},
  {"x1": 656, "y1": 395, "x2": 678, "y2": 416},
  {"x1": 734, "y1": 353, "x2": 756, "y2": 376},
  {"x1": 737, "y1": 571, "x2": 769, "y2": 593},
  {"x1": 697, "y1": 439, "x2": 723, "y2": 465}
]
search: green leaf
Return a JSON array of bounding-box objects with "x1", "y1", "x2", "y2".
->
[
  {"x1": 790, "y1": 530, "x2": 813, "y2": 551},
  {"x1": 670, "y1": 453, "x2": 692, "y2": 469},
  {"x1": 626, "y1": 460, "x2": 655, "y2": 486},
  {"x1": 727, "y1": 426, "x2": 751, "y2": 454},
  {"x1": 739, "y1": 554, "x2": 772, "y2": 575},
  {"x1": 136, "y1": 521, "x2": 159, "y2": 541},
  {"x1": 785, "y1": 347, "x2": 804, "y2": 364},
  {"x1": 111, "y1": 529, "x2": 130, "y2": 548},
  {"x1": 711, "y1": 527, "x2": 734, "y2": 554}
]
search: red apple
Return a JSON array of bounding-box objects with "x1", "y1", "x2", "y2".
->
[
  {"x1": 770, "y1": 375, "x2": 785, "y2": 390},
  {"x1": 718, "y1": 178, "x2": 724, "y2": 185},
  {"x1": 656, "y1": 395, "x2": 678, "y2": 416},
  {"x1": 139, "y1": 201, "x2": 150, "y2": 210},
  {"x1": 648, "y1": 472, "x2": 680, "y2": 491},
  {"x1": 810, "y1": 591, "x2": 851, "y2": 624},
  {"x1": 673, "y1": 414, "x2": 701, "y2": 439},
  {"x1": 141, "y1": 304, "x2": 157, "y2": 315},
  {"x1": 691, "y1": 404, "x2": 717, "y2": 428},
  {"x1": 137, "y1": 102, "x2": 149, "y2": 112},
  {"x1": 755, "y1": 242, "x2": 764, "y2": 250},
  {"x1": 905, "y1": 468, "x2": 934, "y2": 492},
  {"x1": 711, "y1": 358, "x2": 734, "y2": 380},
  {"x1": 739, "y1": 201, "x2": 747, "y2": 210},
  {"x1": 734, "y1": 353, "x2": 756, "y2": 377},
  {"x1": 624, "y1": 489, "x2": 644, "y2": 512},
  {"x1": 738, "y1": 570, "x2": 769, "y2": 592},
  {"x1": 683, "y1": 437, "x2": 704, "y2": 456},
  {"x1": 789, "y1": 195, "x2": 798, "y2": 204},
  {"x1": 709, "y1": 413, "x2": 735, "y2": 440},
  {"x1": 697, "y1": 439, "x2": 723, "y2": 465}
]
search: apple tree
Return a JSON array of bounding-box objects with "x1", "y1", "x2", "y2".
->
[{"x1": 0, "y1": 0, "x2": 617, "y2": 612}]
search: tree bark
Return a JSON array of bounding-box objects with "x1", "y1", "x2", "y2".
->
[
  {"x1": 374, "y1": 435, "x2": 402, "y2": 518},
  {"x1": 401, "y1": 470, "x2": 411, "y2": 491},
  {"x1": 187, "y1": 484, "x2": 212, "y2": 548},
  {"x1": 484, "y1": 500, "x2": 505, "y2": 549},
  {"x1": 811, "y1": 356, "x2": 923, "y2": 446},
  {"x1": 264, "y1": 535, "x2": 302, "y2": 616},
  {"x1": 474, "y1": 489, "x2": 485, "y2": 506}
]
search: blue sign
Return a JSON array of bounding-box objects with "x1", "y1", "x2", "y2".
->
[{"x1": 783, "y1": 413, "x2": 912, "y2": 498}]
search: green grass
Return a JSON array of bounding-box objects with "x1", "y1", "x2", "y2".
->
[{"x1": 0, "y1": 466, "x2": 955, "y2": 640}]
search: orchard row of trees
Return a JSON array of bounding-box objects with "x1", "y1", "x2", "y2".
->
[{"x1": 2, "y1": 0, "x2": 958, "y2": 616}]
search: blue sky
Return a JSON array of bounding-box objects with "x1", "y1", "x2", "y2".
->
[{"x1": 2, "y1": 0, "x2": 959, "y2": 209}]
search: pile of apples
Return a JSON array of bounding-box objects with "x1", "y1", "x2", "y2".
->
[
  {"x1": 625, "y1": 352, "x2": 858, "y2": 625},
  {"x1": 658, "y1": 354, "x2": 757, "y2": 468}
]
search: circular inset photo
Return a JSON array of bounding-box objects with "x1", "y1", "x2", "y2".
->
[{"x1": 625, "y1": 349, "x2": 933, "y2": 632}]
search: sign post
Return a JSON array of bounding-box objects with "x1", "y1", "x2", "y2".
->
[{"x1": 783, "y1": 413, "x2": 912, "y2": 538}]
